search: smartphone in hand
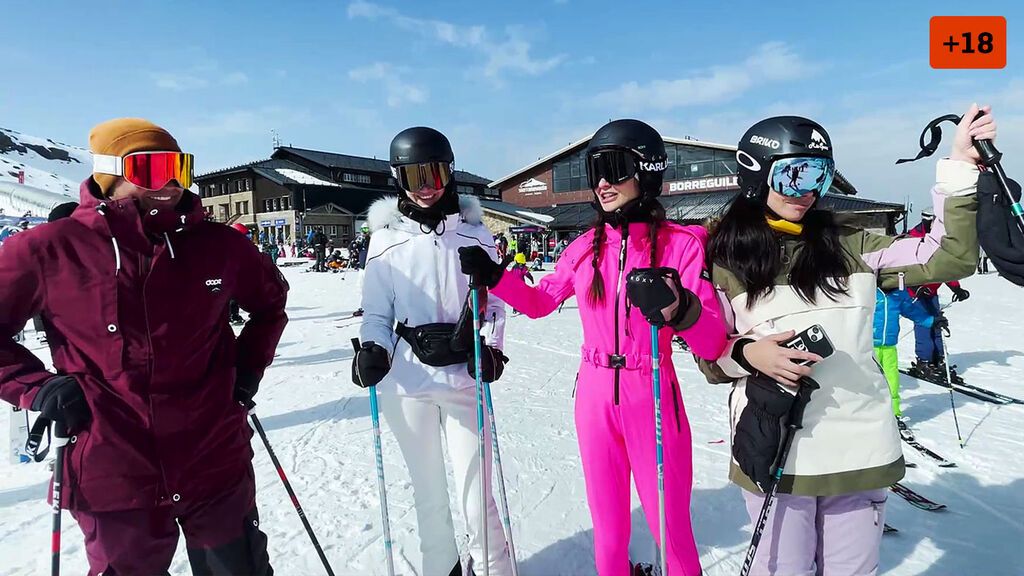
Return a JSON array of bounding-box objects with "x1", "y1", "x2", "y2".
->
[{"x1": 782, "y1": 324, "x2": 835, "y2": 366}]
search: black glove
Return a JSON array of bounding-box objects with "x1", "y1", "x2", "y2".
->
[
  {"x1": 30, "y1": 375, "x2": 91, "y2": 433},
  {"x1": 914, "y1": 286, "x2": 934, "y2": 299},
  {"x1": 625, "y1": 267, "x2": 700, "y2": 328},
  {"x1": 458, "y1": 246, "x2": 505, "y2": 289},
  {"x1": 932, "y1": 313, "x2": 950, "y2": 336},
  {"x1": 951, "y1": 286, "x2": 970, "y2": 302},
  {"x1": 732, "y1": 375, "x2": 818, "y2": 491},
  {"x1": 467, "y1": 344, "x2": 509, "y2": 383},
  {"x1": 353, "y1": 341, "x2": 391, "y2": 388},
  {"x1": 234, "y1": 370, "x2": 261, "y2": 408}
]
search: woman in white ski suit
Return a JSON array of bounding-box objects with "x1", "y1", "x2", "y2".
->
[{"x1": 360, "y1": 187, "x2": 513, "y2": 575}]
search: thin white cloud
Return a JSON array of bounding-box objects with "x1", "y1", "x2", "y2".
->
[
  {"x1": 592, "y1": 42, "x2": 815, "y2": 112},
  {"x1": 183, "y1": 107, "x2": 311, "y2": 140},
  {"x1": 348, "y1": 62, "x2": 428, "y2": 108},
  {"x1": 149, "y1": 64, "x2": 250, "y2": 91},
  {"x1": 347, "y1": 1, "x2": 564, "y2": 80},
  {"x1": 222, "y1": 71, "x2": 249, "y2": 86}
]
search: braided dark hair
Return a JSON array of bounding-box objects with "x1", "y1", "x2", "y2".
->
[
  {"x1": 585, "y1": 199, "x2": 667, "y2": 305},
  {"x1": 586, "y1": 224, "x2": 607, "y2": 305}
]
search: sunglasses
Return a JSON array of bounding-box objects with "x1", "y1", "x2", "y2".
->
[
  {"x1": 392, "y1": 162, "x2": 452, "y2": 192},
  {"x1": 586, "y1": 148, "x2": 639, "y2": 190},
  {"x1": 93, "y1": 151, "x2": 194, "y2": 190},
  {"x1": 768, "y1": 156, "x2": 835, "y2": 198}
]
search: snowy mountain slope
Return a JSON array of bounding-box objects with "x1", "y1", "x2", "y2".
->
[
  {"x1": 0, "y1": 127, "x2": 89, "y2": 198},
  {"x1": 0, "y1": 270, "x2": 1021, "y2": 575}
]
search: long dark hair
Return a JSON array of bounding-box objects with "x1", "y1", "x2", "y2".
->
[
  {"x1": 587, "y1": 200, "x2": 666, "y2": 305},
  {"x1": 708, "y1": 193, "x2": 851, "y2": 308}
]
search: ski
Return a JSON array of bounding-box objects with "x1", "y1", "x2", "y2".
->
[
  {"x1": 890, "y1": 482, "x2": 946, "y2": 512},
  {"x1": 900, "y1": 369, "x2": 1011, "y2": 405},
  {"x1": 937, "y1": 379, "x2": 1023, "y2": 405},
  {"x1": 883, "y1": 523, "x2": 898, "y2": 534},
  {"x1": 900, "y1": 431, "x2": 956, "y2": 467}
]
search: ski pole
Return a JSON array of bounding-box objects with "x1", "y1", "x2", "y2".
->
[
  {"x1": 483, "y1": 380, "x2": 519, "y2": 576},
  {"x1": 50, "y1": 421, "x2": 68, "y2": 576},
  {"x1": 249, "y1": 409, "x2": 336, "y2": 576},
  {"x1": 471, "y1": 285, "x2": 490, "y2": 576},
  {"x1": 351, "y1": 338, "x2": 396, "y2": 576},
  {"x1": 650, "y1": 325, "x2": 667, "y2": 576},
  {"x1": 740, "y1": 380, "x2": 818, "y2": 576},
  {"x1": 935, "y1": 331, "x2": 965, "y2": 449}
]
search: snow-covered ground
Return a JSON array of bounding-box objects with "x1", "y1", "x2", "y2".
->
[{"x1": 1, "y1": 268, "x2": 1021, "y2": 575}]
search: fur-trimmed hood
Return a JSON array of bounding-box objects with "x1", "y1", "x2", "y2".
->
[{"x1": 367, "y1": 194, "x2": 484, "y2": 232}]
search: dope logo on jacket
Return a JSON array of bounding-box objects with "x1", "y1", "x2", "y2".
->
[{"x1": 205, "y1": 278, "x2": 223, "y2": 293}]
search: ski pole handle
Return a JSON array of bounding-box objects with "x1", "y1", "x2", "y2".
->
[{"x1": 970, "y1": 110, "x2": 1002, "y2": 166}]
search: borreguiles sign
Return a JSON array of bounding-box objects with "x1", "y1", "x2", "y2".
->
[{"x1": 666, "y1": 175, "x2": 739, "y2": 193}]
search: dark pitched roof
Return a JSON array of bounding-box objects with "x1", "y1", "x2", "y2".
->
[
  {"x1": 195, "y1": 159, "x2": 267, "y2": 179},
  {"x1": 249, "y1": 159, "x2": 342, "y2": 187},
  {"x1": 273, "y1": 146, "x2": 491, "y2": 185}
]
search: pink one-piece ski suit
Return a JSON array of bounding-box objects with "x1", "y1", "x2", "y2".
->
[{"x1": 491, "y1": 220, "x2": 727, "y2": 576}]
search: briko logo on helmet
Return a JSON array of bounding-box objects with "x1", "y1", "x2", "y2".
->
[{"x1": 749, "y1": 135, "x2": 781, "y2": 149}]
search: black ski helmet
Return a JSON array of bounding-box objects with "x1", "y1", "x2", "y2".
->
[
  {"x1": 388, "y1": 126, "x2": 460, "y2": 229},
  {"x1": 736, "y1": 116, "x2": 834, "y2": 198},
  {"x1": 389, "y1": 126, "x2": 454, "y2": 167},
  {"x1": 586, "y1": 119, "x2": 667, "y2": 199}
]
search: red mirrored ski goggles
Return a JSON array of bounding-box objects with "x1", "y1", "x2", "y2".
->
[{"x1": 93, "y1": 151, "x2": 194, "y2": 190}]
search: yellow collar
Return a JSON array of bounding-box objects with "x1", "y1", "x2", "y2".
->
[{"x1": 766, "y1": 217, "x2": 803, "y2": 236}]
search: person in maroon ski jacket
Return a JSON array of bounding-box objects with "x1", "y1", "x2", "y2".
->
[{"x1": 0, "y1": 118, "x2": 288, "y2": 575}]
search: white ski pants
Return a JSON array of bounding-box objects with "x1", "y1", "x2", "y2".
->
[{"x1": 381, "y1": 387, "x2": 513, "y2": 576}]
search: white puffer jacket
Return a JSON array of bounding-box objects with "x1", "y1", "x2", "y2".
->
[{"x1": 359, "y1": 195, "x2": 507, "y2": 397}]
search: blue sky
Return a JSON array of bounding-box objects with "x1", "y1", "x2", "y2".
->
[{"x1": 3, "y1": 0, "x2": 1021, "y2": 209}]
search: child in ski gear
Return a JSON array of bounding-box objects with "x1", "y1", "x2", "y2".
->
[
  {"x1": 0, "y1": 118, "x2": 287, "y2": 576},
  {"x1": 698, "y1": 105, "x2": 993, "y2": 574},
  {"x1": 460, "y1": 119, "x2": 727, "y2": 576},
  {"x1": 874, "y1": 286, "x2": 939, "y2": 420},
  {"x1": 354, "y1": 126, "x2": 512, "y2": 576},
  {"x1": 907, "y1": 212, "x2": 971, "y2": 379}
]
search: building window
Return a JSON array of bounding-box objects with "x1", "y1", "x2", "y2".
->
[
  {"x1": 388, "y1": 177, "x2": 395, "y2": 186},
  {"x1": 219, "y1": 204, "x2": 229, "y2": 221},
  {"x1": 329, "y1": 225, "x2": 338, "y2": 236},
  {"x1": 457, "y1": 184, "x2": 475, "y2": 195},
  {"x1": 264, "y1": 199, "x2": 272, "y2": 212},
  {"x1": 235, "y1": 201, "x2": 243, "y2": 215},
  {"x1": 282, "y1": 196, "x2": 290, "y2": 210},
  {"x1": 241, "y1": 201, "x2": 249, "y2": 214},
  {"x1": 220, "y1": 183, "x2": 227, "y2": 195},
  {"x1": 343, "y1": 173, "x2": 371, "y2": 184},
  {"x1": 714, "y1": 149, "x2": 737, "y2": 176},
  {"x1": 245, "y1": 178, "x2": 252, "y2": 191},
  {"x1": 553, "y1": 150, "x2": 587, "y2": 193},
  {"x1": 341, "y1": 224, "x2": 351, "y2": 239},
  {"x1": 273, "y1": 198, "x2": 281, "y2": 211}
]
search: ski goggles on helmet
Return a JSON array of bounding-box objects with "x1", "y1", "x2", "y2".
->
[
  {"x1": 767, "y1": 156, "x2": 835, "y2": 198},
  {"x1": 586, "y1": 148, "x2": 638, "y2": 190},
  {"x1": 93, "y1": 151, "x2": 194, "y2": 190},
  {"x1": 392, "y1": 161, "x2": 452, "y2": 192}
]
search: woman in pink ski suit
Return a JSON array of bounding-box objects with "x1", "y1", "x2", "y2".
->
[{"x1": 460, "y1": 120, "x2": 727, "y2": 575}]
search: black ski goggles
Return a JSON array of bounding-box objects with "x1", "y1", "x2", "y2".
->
[
  {"x1": 586, "y1": 148, "x2": 638, "y2": 190},
  {"x1": 392, "y1": 161, "x2": 452, "y2": 192}
]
